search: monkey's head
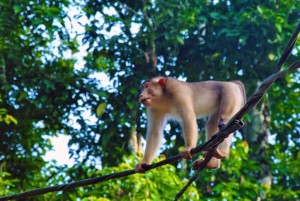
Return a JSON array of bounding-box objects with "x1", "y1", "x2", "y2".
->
[{"x1": 139, "y1": 77, "x2": 167, "y2": 107}]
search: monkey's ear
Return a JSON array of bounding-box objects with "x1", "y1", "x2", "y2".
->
[{"x1": 158, "y1": 78, "x2": 166, "y2": 86}]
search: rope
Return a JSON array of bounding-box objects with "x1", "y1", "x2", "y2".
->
[{"x1": 0, "y1": 22, "x2": 299, "y2": 201}]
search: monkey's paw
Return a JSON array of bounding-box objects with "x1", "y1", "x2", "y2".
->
[
  {"x1": 204, "y1": 149, "x2": 228, "y2": 159},
  {"x1": 180, "y1": 147, "x2": 193, "y2": 160},
  {"x1": 135, "y1": 162, "x2": 149, "y2": 173},
  {"x1": 192, "y1": 157, "x2": 220, "y2": 170}
]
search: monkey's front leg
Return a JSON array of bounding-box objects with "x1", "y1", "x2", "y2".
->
[
  {"x1": 135, "y1": 110, "x2": 165, "y2": 173},
  {"x1": 179, "y1": 111, "x2": 198, "y2": 160}
]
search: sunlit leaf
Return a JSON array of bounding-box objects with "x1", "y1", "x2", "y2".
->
[
  {"x1": 7, "y1": 115, "x2": 18, "y2": 125},
  {"x1": 0, "y1": 108, "x2": 7, "y2": 114},
  {"x1": 257, "y1": 6, "x2": 263, "y2": 14},
  {"x1": 268, "y1": 53, "x2": 275, "y2": 61},
  {"x1": 13, "y1": 5, "x2": 22, "y2": 14},
  {"x1": 96, "y1": 102, "x2": 107, "y2": 117}
]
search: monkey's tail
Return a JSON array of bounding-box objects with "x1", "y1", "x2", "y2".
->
[{"x1": 232, "y1": 80, "x2": 246, "y2": 105}]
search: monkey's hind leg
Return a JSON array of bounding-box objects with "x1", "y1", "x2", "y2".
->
[
  {"x1": 192, "y1": 113, "x2": 222, "y2": 170},
  {"x1": 211, "y1": 118, "x2": 232, "y2": 159}
]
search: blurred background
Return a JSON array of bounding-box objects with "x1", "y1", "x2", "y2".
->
[{"x1": 0, "y1": 0, "x2": 299, "y2": 200}]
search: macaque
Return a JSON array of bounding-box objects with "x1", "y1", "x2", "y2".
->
[{"x1": 135, "y1": 76, "x2": 246, "y2": 173}]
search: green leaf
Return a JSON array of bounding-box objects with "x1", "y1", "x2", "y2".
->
[
  {"x1": 96, "y1": 102, "x2": 107, "y2": 117},
  {"x1": 3, "y1": 115, "x2": 17, "y2": 125},
  {"x1": 268, "y1": 53, "x2": 275, "y2": 61},
  {"x1": 6, "y1": 115, "x2": 18, "y2": 125},
  {"x1": 0, "y1": 108, "x2": 7, "y2": 114},
  {"x1": 275, "y1": 23, "x2": 282, "y2": 33},
  {"x1": 176, "y1": 35, "x2": 184, "y2": 45},
  {"x1": 45, "y1": 6, "x2": 61, "y2": 17},
  {"x1": 129, "y1": 88, "x2": 138, "y2": 95},
  {"x1": 209, "y1": 11, "x2": 226, "y2": 20},
  {"x1": 257, "y1": 6, "x2": 263, "y2": 14},
  {"x1": 13, "y1": 5, "x2": 22, "y2": 14},
  {"x1": 210, "y1": 12, "x2": 220, "y2": 19}
]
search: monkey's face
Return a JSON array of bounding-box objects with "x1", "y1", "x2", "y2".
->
[{"x1": 139, "y1": 80, "x2": 164, "y2": 107}]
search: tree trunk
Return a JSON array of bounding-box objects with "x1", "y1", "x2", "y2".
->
[
  {"x1": 129, "y1": 126, "x2": 144, "y2": 155},
  {"x1": 243, "y1": 98, "x2": 272, "y2": 200}
]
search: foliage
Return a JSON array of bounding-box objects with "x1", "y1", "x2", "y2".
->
[
  {"x1": 0, "y1": 172, "x2": 19, "y2": 196},
  {"x1": 0, "y1": 0, "x2": 87, "y2": 195},
  {"x1": 0, "y1": 95, "x2": 17, "y2": 125},
  {"x1": 83, "y1": 156, "x2": 200, "y2": 201},
  {"x1": 0, "y1": 0, "x2": 299, "y2": 200}
]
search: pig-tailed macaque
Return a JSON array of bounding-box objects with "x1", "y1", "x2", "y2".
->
[{"x1": 135, "y1": 76, "x2": 246, "y2": 173}]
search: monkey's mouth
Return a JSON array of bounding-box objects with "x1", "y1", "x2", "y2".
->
[{"x1": 141, "y1": 98, "x2": 150, "y2": 105}]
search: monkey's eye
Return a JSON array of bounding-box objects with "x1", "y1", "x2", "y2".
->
[{"x1": 140, "y1": 85, "x2": 146, "y2": 91}]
